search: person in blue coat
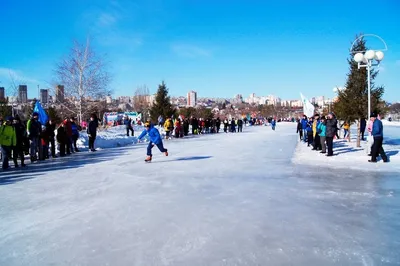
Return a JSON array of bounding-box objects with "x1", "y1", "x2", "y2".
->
[
  {"x1": 271, "y1": 119, "x2": 276, "y2": 130},
  {"x1": 138, "y1": 121, "x2": 168, "y2": 162},
  {"x1": 301, "y1": 115, "x2": 308, "y2": 142}
]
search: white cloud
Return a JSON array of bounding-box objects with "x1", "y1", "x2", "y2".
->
[
  {"x1": 97, "y1": 12, "x2": 118, "y2": 27},
  {"x1": 171, "y1": 44, "x2": 211, "y2": 58},
  {"x1": 0, "y1": 67, "x2": 40, "y2": 84}
]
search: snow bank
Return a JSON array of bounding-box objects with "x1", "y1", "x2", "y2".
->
[
  {"x1": 75, "y1": 125, "x2": 146, "y2": 150},
  {"x1": 382, "y1": 119, "x2": 400, "y2": 126},
  {"x1": 292, "y1": 125, "x2": 400, "y2": 172}
]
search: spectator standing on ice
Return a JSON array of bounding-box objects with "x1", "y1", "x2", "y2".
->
[
  {"x1": 325, "y1": 112, "x2": 337, "y2": 157},
  {"x1": 360, "y1": 118, "x2": 367, "y2": 141},
  {"x1": 271, "y1": 119, "x2": 276, "y2": 130},
  {"x1": 296, "y1": 119, "x2": 303, "y2": 141},
  {"x1": 138, "y1": 121, "x2": 168, "y2": 162},
  {"x1": 87, "y1": 114, "x2": 98, "y2": 152},
  {"x1": 164, "y1": 117, "x2": 173, "y2": 139},
  {"x1": 57, "y1": 123, "x2": 67, "y2": 157},
  {"x1": 306, "y1": 118, "x2": 313, "y2": 147},
  {"x1": 237, "y1": 118, "x2": 243, "y2": 132},
  {"x1": 301, "y1": 115, "x2": 308, "y2": 142},
  {"x1": 0, "y1": 116, "x2": 17, "y2": 169},
  {"x1": 12, "y1": 116, "x2": 26, "y2": 167},
  {"x1": 45, "y1": 119, "x2": 57, "y2": 158},
  {"x1": 71, "y1": 117, "x2": 80, "y2": 152},
  {"x1": 27, "y1": 112, "x2": 41, "y2": 162},
  {"x1": 318, "y1": 116, "x2": 327, "y2": 154},
  {"x1": 369, "y1": 113, "x2": 388, "y2": 163},
  {"x1": 124, "y1": 116, "x2": 134, "y2": 136},
  {"x1": 312, "y1": 114, "x2": 321, "y2": 150},
  {"x1": 216, "y1": 117, "x2": 221, "y2": 133}
]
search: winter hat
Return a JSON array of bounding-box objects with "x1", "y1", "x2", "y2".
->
[
  {"x1": 6, "y1": 116, "x2": 13, "y2": 121},
  {"x1": 370, "y1": 112, "x2": 377, "y2": 118},
  {"x1": 32, "y1": 112, "x2": 39, "y2": 117}
]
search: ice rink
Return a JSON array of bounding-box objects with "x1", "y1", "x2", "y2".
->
[{"x1": 1, "y1": 124, "x2": 399, "y2": 265}]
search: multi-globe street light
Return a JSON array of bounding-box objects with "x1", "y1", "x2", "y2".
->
[{"x1": 350, "y1": 34, "x2": 387, "y2": 120}]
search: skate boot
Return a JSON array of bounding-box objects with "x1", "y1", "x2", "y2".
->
[
  {"x1": 164, "y1": 151, "x2": 168, "y2": 156},
  {"x1": 145, "y1": 156, "x2": 152, "y2": 162}
]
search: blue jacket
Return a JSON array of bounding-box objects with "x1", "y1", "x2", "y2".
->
[
  {"x1": 306, "y1": 122, "x2": 313, "y2": 132},
  {"x1": 71, "y1": 123, "x2": 79, "y2": 136},
  {"x1": 138, "y1": 124, "x2": 162, "y2": 144},
  {"x1": 301, "y1": 118, "x2": 308, "y2": 130},
  {"x1": 271, "y1": 120, "x2": 276, "y2": 126},
  {"x1": 317, "y1": 122, "x2": 326, "y2": 137},
  {"x1": 372, "y1": 119, "x2": 383, "y2": 137}
]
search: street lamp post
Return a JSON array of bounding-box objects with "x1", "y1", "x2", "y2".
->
[{"x1": 350, "y1": 34, "x2": 387, "y2": 121}]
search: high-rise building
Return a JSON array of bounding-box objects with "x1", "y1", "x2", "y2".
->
[
  {"x1": 0, "y1": 87, "x2": 5, "y2": 100},
  {"x1": 40, "y1": 89, "x2": 49, "y2": 104},
  {"x1": 187, "y1": 90, "x2": 197, "y2": 107},
  {"x1": 18, "y1": 85, "x2": 28, "y2": 103},
  {"x1": 56, "y1": 85, "x2": 64, "y2": 103}
]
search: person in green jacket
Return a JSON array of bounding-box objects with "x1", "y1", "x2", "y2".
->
[
  {"x1": 317, "y1": 116, "x2": 327, "y2": 154},
  {"x1": 0, "y1": 116, "x2": 17, "y2": 170}
]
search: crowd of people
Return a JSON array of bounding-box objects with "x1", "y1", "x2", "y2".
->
[
  {"x1": 0, "y1": 113, "x2": 99, "y2": 170},
  {"x1": 296, "y1": 112, "x2": 388, "y2": 162}
]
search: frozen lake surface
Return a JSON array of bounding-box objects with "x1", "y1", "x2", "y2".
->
[{"x1": 1, "y1": 124, "x2": 399, "y2": 265}]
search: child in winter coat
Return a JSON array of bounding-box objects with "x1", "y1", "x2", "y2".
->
[{"x1": 138, "y1": 121, "x2": 168, "y2": 162}]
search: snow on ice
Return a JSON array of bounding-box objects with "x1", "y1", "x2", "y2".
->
[{"x1": 1, "y1": 122, "x2": 400, "y2": 265}]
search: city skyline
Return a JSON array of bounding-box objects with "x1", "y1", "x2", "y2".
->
[{"x1": 1, "y1": 0, "x2": 400, "y2": 102}]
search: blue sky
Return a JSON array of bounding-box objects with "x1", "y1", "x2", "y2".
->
[{"x1": 1, "y1": 0, "x2": 399, "y2": 101}]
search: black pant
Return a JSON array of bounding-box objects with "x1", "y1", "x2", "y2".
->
[
  {"x1": 326, "y1": 137, "x2": 334, "y2": 156},
  {"x1": 59, "y1": 142, "x2": 66, "y2": 156},
  {"x1": 72, "y1": 135, "x2": 79, "y2": 151},
  {"x1": 126, "y1": 127, "x2": 134, "y2": 136},
  {"x1": 66, "y1": 137, "x2": 71, "y2": 154},
  {"x1": 88, "y1": 136, "x2": 96, "y2": 150},
  {"x1": 360, "y1": 130, "x2": 365, "y2": 141},
  {"x1": 49, "y1": 137, "x2": 56, "y2": 157},
  {"x1": 307, "y1": 132, "x2": 313, "y2": 146},
  {"x1": 238, "y1": 126, "x2": 243, "y2": 132},
  {"x1": 298, "y1": 130, "x2": 303, "y2": 140},
  {"x1": 371, "y1": 136, "x2": 387, "y2": 161},
  {"x1": 13, "y1": 145, "x2": 24, "y2": 166},
  {"x1": 313, "y1": 134, "x2": 321, "y2": 150}
]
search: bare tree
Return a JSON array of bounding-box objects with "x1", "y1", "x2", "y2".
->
[
  {"x1": 55, "y1": 38, "x2": 111, "y2": 123},
  {"x1": 133, "y1": 85, "x2": 150, "y2": 121}
]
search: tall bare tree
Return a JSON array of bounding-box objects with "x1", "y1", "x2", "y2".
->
[
  {"x1": 133, "y1": 85, "x2": 150, "y2": 121},
  {"x1": 55, "y1": 38, "x2": 111, "y2": 123}
]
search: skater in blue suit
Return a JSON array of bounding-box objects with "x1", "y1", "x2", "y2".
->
[{"x1": 138, "y1": 121, "x2": 168, "y2": 162}]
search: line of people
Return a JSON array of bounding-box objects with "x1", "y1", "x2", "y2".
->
[
  {"x1": 296, "y1": 112, "x2": 388, "y2": 162},
  {"x1": 0, "y1": 113, "x2": 99, "y2": 170}
]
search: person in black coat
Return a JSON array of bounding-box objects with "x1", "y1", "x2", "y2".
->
[
  {"x1": 12, "y1": 116, "x2": 26, "y2": 167},
  {"x1": 216, "y1": 117, "x2": 221, "y2": 133},
  {"x1": 360, "y1": 118, "x2": 367, "y2": 141},
  {"x1": 325, "y1": 113, "x2": 338, "y2": 156},
  {"x1": 237, "y1": 119, "x2": 243, "y2": 132},
  {"x1": 56, "y1": 123, "x2": 67, "y2": 157},
  {"x1": 296, "y1": 119, "x2": 303, "y2": 141},
  {"x1": 183, "y1": 118, "x2": 189, "y2": 136},
  {"x1": 45, "y1": 119, "x2": 57, "y2": 158},
  {"x1": 87, "y1": 114, "x2": 98, "y2": 152}
]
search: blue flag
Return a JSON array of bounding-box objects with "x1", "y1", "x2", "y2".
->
[{"x1": 33, "y1": 101, "x2": 48, "y2": 125}]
